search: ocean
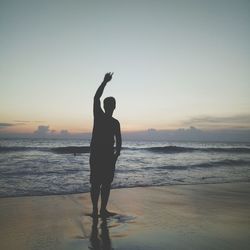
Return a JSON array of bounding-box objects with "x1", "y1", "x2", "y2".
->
[{"x1": 0, "y1": 138, "x2": 250, "y2": 198}]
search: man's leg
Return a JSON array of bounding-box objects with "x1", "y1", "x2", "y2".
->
[
  {"x1": 100, "y1": 183, "x2": 111, "y2": 215},
  {"x1": 90, "y1": 183, "x2": 100, "y2": 217}
]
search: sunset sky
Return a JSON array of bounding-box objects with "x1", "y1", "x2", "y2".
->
[{"x1": 0, "y1": 0, "x2": 250, "y2": 135}]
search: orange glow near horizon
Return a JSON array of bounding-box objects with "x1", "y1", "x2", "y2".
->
[
  {"x1": 1, "y1": 115, "x2": 250, "y2": 135},
  {"x1": 0, "y1": 122, "x2": 173, "y2": 134}
]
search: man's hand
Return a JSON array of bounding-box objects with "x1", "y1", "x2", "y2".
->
[
  {"x1": 103, "y1": 72, "x2": 114, "y2": 83},
  {"x1": 94, "y1": 72, "x2": 114, "y2": 100},
  {"x1": 114, "y1": 152, "x2": 120, "y2": 162}
]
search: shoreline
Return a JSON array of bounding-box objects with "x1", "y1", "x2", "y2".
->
[
  {"x1": 1, "y1": 182, "x2": 250, "y2": 250},
  {"x1": 1, "y1": 180, "x2": 249, "y2": 199}
]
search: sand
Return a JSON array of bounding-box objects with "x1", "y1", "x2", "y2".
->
[{"x1": 0, "y1": 182, "x2": 250, "y2": 250}]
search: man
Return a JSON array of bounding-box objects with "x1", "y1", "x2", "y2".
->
[{"x1": 90, "y1": 72, "x2": 122, "y2": 218}]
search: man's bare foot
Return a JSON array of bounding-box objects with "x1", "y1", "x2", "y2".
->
[
  {"x1": 100, "y1": 209, "x2": 116, "y2": 218},
  {"x1": 91, "y1": 208, "x2": 98, "y2": 218}
]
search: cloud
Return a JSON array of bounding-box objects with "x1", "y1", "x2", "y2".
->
[
  {"x1": 147, "y1": 128, "x2": 157, "y2": 132},
  {"x1": 14, "y1": 120, "x2": 30, "y2": 123},
  {"x1": 0, "y1": 123, "x2": 14, "y2": 129},
  {"x1": 14, "y1": 120, "x2": 45, "y2": 123},
  {"x1": 33, "y1": 126, "x2": 71, "y2": 138},
  {"x1": 60, "y1": 129, "x2": 69, "y2": 135},
  {"x1": 34, "y1": 125, "x2": 51, "y2": 135},
  {"x1": 0, "y1": 121, "x2": 41, "y2": 129},
  {"x1": 181, "y1": 114, "x2": 250, "y2": 129},
  {"x1": 122, "y1": 126, "x2": 250, "y2": 142},
  {"x1": 0, "y1": 122, "x2": 27, "y2": 129}
]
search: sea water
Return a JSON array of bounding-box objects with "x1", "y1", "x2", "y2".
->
[{"x1": 0, "y1": 138, "x2": 250, "y2": 197}]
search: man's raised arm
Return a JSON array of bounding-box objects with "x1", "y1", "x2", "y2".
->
[
  {"x1": 94, "y1": 72, "x2": 113, "y2": 100},
  {"x1": 93, "y1": 72, "x2": 113, "y2": 115}
]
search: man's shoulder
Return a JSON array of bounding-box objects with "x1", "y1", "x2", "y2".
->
[
  {"x1": 94, "y1": 109, "x2": 104, "y2": 119},
  {"x1": 112, "y1": 117, "x2": 120, "y2": 126}
]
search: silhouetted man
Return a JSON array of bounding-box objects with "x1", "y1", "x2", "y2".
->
[{"x1": 90, "y1": 72, "x2": 121, "y2": 218}]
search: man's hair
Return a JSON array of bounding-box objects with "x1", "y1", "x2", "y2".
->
[{"x1": 104, "y1": 96, "x2": 116, "y2": 110}]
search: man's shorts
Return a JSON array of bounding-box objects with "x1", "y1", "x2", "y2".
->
[{"x1": 89, "y1": 151, "x2": 115, "y2": 185}]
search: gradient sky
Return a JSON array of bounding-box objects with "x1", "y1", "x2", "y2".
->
[{"x1": 0, "y1": 0, "x2": 250, "y2": 134}]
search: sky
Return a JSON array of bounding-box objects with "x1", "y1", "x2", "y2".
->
[{"x1": 0, "y1": 0, "x2": 250, "y2": 136}]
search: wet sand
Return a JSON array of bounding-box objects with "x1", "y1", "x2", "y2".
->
[{"x1": 0, "y1": 182, "x2": 250, "y2": 250}]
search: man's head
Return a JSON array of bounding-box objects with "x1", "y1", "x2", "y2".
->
[{"x1": 104, "y1": 96, "x2": 116, "y2": 116}]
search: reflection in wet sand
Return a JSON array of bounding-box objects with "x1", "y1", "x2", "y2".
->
[
  {"x1": 89, "y1": 214, "x2": 136, "y2": 249},
  {"x1": 89, "y1": 217, "x2": 112, "y2": 250}
]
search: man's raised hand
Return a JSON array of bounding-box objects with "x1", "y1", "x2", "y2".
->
[{"x1": 103, "y1": 72, "x2": 114, "y2": 83}]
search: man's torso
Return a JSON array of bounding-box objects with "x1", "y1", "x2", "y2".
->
[{"x1": 90, "y1": 112, "x2": 118, "y2": 154}]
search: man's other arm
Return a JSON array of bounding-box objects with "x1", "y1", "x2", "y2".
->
[{"x1": 115, "y1": 121, "x2": 122, "y2": 158}]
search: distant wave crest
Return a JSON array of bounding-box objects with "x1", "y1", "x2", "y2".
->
[
  {"x1": 0, "y1": 146, "x2": 90, "y2": 154},
  {"x1": 144, "y1": 146, "x2": 250, "y2": 154},
  {"x1": 0, "y1": 145, "x2": 250, "y2": 154},
  {"x1": 50, "y1": 146, "x2": 90, "y2": 154}
]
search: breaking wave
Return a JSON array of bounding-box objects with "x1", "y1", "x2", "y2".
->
[{"x1": 1, "y1": 145, "x2": 250, "y2": 154}]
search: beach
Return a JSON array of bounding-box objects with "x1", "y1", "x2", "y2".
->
[{"x1": 0, "y1": 182, "x2": 249, "y2": 250}]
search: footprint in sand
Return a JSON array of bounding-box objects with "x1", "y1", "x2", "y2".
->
[{"x1": 112, "y1": 214, "x2": 136, "y2": 224}]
